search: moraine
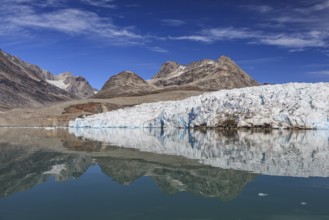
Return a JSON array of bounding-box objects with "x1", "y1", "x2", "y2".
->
[{"x1": 69, "y1": 83, "x2": 329, "y2": 129}]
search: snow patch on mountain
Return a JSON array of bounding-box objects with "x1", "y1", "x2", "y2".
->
[
  {"x1": 46, "y1": 79, "x2": 69, "y2": 90},
  {"x1": 69, "y1": 83, "x2": 329, "y2": 130}
]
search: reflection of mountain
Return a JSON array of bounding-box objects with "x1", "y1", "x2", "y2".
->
[
  {"x1": 71, "y1": 128, "x2": 329, "y2": 177},
  {"x1": 0, "y1": 128, "x2": 255, "y2": 200},
  {"x1": 0, "y1": 144, "x2": 91, "y2": 197},
  {"x1": 0, "y1": 129, "x2": 92, "y2": 197},
  {"x1": 97, "y1": 157, "x2": 255, "y2": 201}
]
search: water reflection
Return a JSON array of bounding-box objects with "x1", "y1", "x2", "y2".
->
[
  {"x1": 70, "y1": 128, "x2": 329, "y2": 177},
  {"x1": 0, "y1": 128, "x2": 255, "y2": 200},
  {"x1": 97, "y1": 157, "x2": 254, "y2": 201}
]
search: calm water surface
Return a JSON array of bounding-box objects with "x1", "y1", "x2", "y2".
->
[{"x1": 0, "y1": 128, "x2": 329, "y2": 220}]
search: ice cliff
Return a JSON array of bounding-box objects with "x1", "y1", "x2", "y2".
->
[
  {"x1": 69, "y1": 128, "x2": 329, "y2": 177},
  {"x1": 69, "y1": 83, "x2": 329, "y2": 129}
]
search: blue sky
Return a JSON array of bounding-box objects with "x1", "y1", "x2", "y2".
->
[{"x1": 1, "y1": 0, "x2": 329, "y2": 89}]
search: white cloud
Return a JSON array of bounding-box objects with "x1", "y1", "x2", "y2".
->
[
  {"x1": 309, "y1": 70, "x2": 329, "y2": 75},
  {"x1": 260, "y1": 34, "x2": 327, "y2": 49},
  {"x1": 296, "y1": 0, "x2": 329, "y2": 14},
  {"x1": 171, "y1": 26, "x2": 328, "y2": 50},
  {"x1": 244, "y1": 5, "x2": 273, "y2": 13},
  {"x1": 0, "y1": 3, "x2": 143, "y2": 45},
  {"x1": 148, "y1": 46, "x2": 169, "y2": 53},
  {"x1": 162, "y1": 19, "x2": 185, "y2": 27},
  {"x1": 170, "y1": 27, "x2": 260, "y2": 43},
  {"x1": 80, "y1": 0, "x2": 116, "y2": 9},
  {"x1": 205, "y1": 28, "x2": 260, "y2": 40},
  {"x1": 169, "y1": 35, "x2": 213, "y2": 43}
]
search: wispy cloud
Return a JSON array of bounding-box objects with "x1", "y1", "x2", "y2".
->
[
  {"x1": 80, "y1": 0, "x2": 116, "y2": 9},
  {"x1": 260, "y1": 33, "x2": 327, "y2": 49},
  {"x1": 295, "y1": 0, "x2": 329, "y2": 14},
  {"x1": 244, "y1": 5, "x2": 273, "y2": 13},
  {"x1": 171, "y1": 26, "x2": 328, "y2": 50},
  {"x1": 1, "y1": 0, "x2": 65, "y2": 8},
  {"x1": 169, "y1": 35, "x2": 213, "y2": 43},
  {"x1": 169, "y1": 27, "x2": 259, "y2": 43},
  {"x1": 309, "y1": 70, "x2": 329, "y2": 75},
  {"x1": 148, "y1": 46, "x2": 169, "y2": 53},
  {"x1": 0, "y1": 2, "x2": 145, "y2": 46},
  {"x1": 162, "y1": 19, "x2": 185, "y2": 27}
]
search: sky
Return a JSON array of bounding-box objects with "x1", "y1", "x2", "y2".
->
[{"x1": 1, "y1": 0, "x2": 329, "y2": 89}]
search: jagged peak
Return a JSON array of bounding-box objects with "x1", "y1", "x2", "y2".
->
[
  {"x1": 152, "y1": 61, "x2": 181, "y2": 79},
  {"x1": 218, "y1": 55, "x2": 233, "y2": 63},
  {"x1": 58, "y1": 71, "x2": 72, "y2": 77},
  {"x1": 163, "y1": 61, "x2": 180, "y2": 65}
]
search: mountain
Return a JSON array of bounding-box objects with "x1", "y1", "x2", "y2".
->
[
  {"x1": 94, "y1": 55, "x2": 259, "y2": 98},
  {"x1": 150, "y1": 56, "x2": 259, "y2": 90},
  {"x1": 44, "y1": 72, "x2": 96, "y2": 99},
  {"x1": 0, "y1": 50, "x2": 94, "y2": 111},
  {"x1": 94, "y1": 71, "x2": 155, "y2": 98}
]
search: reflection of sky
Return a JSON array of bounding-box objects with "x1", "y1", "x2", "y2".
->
[
  {"x1": 1, "y1": 164, "x2": 329, "y2": 220},
  {"x1": 71, "y1": 128, "x2": 329, "y2": 177}
]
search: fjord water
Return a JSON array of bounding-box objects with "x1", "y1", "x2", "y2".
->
[{"x1": 1, "y1": 128, "x2": 329, "y2": 220}]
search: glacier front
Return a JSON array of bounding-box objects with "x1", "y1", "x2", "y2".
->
[{"x1": 69, "y1": 83, "x2": 329, "y2": 129}]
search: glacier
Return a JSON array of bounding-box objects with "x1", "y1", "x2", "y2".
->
[
  {"x1": 69, "y1": 83, "x2": 329, "y2": 129},
  {"x1": 69, "y1": 128, "x2": 329, "y2": 177}
]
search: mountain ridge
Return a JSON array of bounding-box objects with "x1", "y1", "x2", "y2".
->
[
  {"x1": 0, "y1": 49, "x2": 94, "y2": 110},
  {"x1": 93, "y1": 55, "x2": 259, "y2": 99}
]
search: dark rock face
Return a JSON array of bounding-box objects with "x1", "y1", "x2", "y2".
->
[
  {"x1": 94, "y1": 71, "x2": 155, "y2": 98},
  {"x1": 0, "y1": 50, "x2": 75, "y2": 111},
  {"x1": 95, "y1": 56, "x2": 259, "y2": 98},
  {"x1": 0, "y1": 50, "x2": 95, "y2": 111}
]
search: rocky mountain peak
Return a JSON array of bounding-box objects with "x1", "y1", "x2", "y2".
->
[
  {"x1": 152, "y1": 61, "x2": 181, "y2": 79},
  {"x1": 218, "y1": 55, "x2": 232, "y2": 63},
  {"x1": 93, "y1": 70, "x2": 154, "y2": 98},
  {"x1": 0, "y1": 50, "x2": 75, "y2": 110},
  {"x1": 95, "y1": 55, "x2": 259, "y2": 99},
  {"x1": 0, "y1": 50, "x2": 96, "y2": 110},
  {"x1": 57, "y1": 72, "x2": 73, "y2": 80},
  {"x1": 115, "y1": 70, "x2": 141, "y2": 78}
]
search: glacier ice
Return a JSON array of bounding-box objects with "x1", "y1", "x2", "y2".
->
[
  {"x1": 69, "y1": 128, "x2": 329, "y2": 177},
  {"x1": 69, "y1": 83, "x2": 329, "y2": 129}
]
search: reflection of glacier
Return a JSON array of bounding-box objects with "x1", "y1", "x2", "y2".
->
[{"x1": 70, "y1": 128, "x2": 329, "y2": 177}]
